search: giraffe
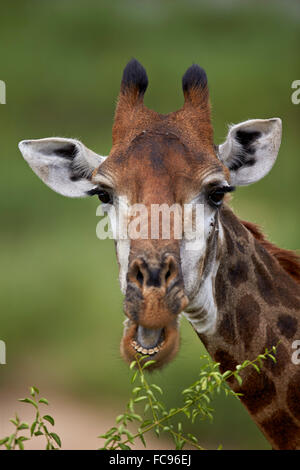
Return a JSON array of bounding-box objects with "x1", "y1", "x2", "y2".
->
[{"x1": 19, "y1": 59, "x2": 300, "y2": 449}]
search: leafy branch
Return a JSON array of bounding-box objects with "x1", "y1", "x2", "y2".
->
[
  {"x1": 0, "y1": 386, "x2": 61, "y2": 450},
  {"x1": 99, "y1": 346, "x2": 277, "y2": 450},
  {"x1": 0, "y1": 346, "x2": 277, "y2": 450}
]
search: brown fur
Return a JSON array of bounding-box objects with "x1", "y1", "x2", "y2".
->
[
  {"x1": 241, "y1": 220, "x2": 300, "y2": 284},
  {"x1": 104, "y1": 64, "x2": 300, "y2": 448}
]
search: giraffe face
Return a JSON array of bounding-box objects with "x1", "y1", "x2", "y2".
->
[
  {"x1": 19, "y1": 60, "x2": 282, "y2": 369},
  {"x1": 92, "y1": 127, "x2": 232, "y2": 368}
]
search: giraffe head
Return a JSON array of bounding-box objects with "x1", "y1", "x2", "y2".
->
[{"x1": 19, "y1": 60, "x2": 282, "y2": 369}]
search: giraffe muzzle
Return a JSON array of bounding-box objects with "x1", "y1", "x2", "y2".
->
[{"x1": 121, "y1": 254, "x2": 189, "y2": 369}]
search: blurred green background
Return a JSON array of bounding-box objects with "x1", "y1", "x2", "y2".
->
[{"x1": 0, "y1": 0, "x2": 299, "y2": 449}]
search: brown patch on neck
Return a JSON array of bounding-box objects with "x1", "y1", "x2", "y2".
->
[{"x1": 241, "y1": 220, "x2": 300, "y2": 284}]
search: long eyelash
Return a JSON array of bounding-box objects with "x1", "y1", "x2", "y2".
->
[
  {"x1": 219, "y1": 185, "x2": 235, "y2": 193},
  {"x1": 86, "y1": 185, "x2": 113, "y2": 197},
  {"x1": 86, "y1": 187, "x2": 101, "y2": 196}
]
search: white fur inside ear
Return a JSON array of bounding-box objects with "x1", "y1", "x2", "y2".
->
[
  {"x1": 219, "y1": 118, "x2": 282, "y2": 186},
  {"x1": 19, "y1": 137, "x2": 106, "y2": 197}
]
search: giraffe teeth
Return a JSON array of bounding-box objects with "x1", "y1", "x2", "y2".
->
[{"x1": 131, "y1": 340, "x2": 165, "y2": 355}]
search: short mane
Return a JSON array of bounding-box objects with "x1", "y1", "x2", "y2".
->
[{"x1": 241, "y1": 220, "x2": 300, "y2": 284}]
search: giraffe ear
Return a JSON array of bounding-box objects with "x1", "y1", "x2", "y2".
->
[
  {"x1": 218, "y1": 118, "x2": 282, "y2": 186},
  {"x1": 19, "y1": 137, "x2": 106, "y2": 197}
]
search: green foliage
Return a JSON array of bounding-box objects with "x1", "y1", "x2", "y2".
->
[
  {"x1": 0, "y1": 347, "x2": 277, "y2": 450},
  {"x1": 99, "y1": 347, "x2": 277, "y2": 450},
  {"x1": 0, "y1": 386, "x2": 61, "y2": 450}
]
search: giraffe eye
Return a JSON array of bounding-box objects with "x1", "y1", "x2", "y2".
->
[
  {"x1": 97, "y1": 190, "x2": 113, "y2": 204},
  {"x1": 207, "y1": 185, "x2": 235, "y2": 208},
  {"x1": 208, "y1": 189, "x2": 226, "y2": 207}
]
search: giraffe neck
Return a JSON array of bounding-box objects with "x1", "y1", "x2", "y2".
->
[{"x1": 199, "y1": 205, "x2": 300, "y2": 449}]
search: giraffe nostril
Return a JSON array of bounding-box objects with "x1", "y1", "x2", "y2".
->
[
  {"x1": 164, "y1": 256, "x2": 178, "y2": 286},
  {"x1": 129, "y1": 255, "x2": 179, "y2": 290},
  {"x1": 136, "y1": 268, "x2": 144, "y2": 287}
]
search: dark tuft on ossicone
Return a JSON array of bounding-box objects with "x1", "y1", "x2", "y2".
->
[
  {"x1": 182, "y1": 64, "x2": 207, "y2": 93},
  {"x1": 121, "y1": 58, "x2": 148, "y2": 95}
]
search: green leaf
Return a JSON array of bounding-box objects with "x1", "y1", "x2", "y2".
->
[
  {"x1": 131, "y1": 413, "x2": 143, "y2": 422},
  {"x1": 177, "y1": 438, "x2": 186, "y2": 450},
  {"x1": 6, "y1": 434, "x2": 14, "y2": 448},
  {"x1": 138, "y1": 433, "x2": 147, "y2": 448},
  {"x1": 182, "y1": 409, "x2": 190, "y2": 419},
  {"x1": 50, "y1": 432, "x2": 61, "y2": 448},
  {"x1": 18, "y1": 398, "x2": 38, "y2": 409},
  {"x1": 222, "y1": 371, "x2": 232, "y2": 380},
  {"x1": 133, "y1": 396, "x2": 147, "y2": 403},
  {"x1": 116, "y1": 414, "x2": 124, "y2": 424},
  {"x1": 34, "y1": 431, "x2": 43, "y2": 436},
  {"x1": 202, "y1": 393, "x2": 210, "y2": 403},
  {"x1": 201, "y1": 378, "x2": 208, "y2": 390},
  {"x1": 39, "y1": 398, "x2": 49, "y2": 405},
  {"x1": 119, "y1": 443, "x2": 131, "y2": 450},
  {"x1": 140, "y1": 420, "x2": 152, "y2": 428},
  {"x1": 144, "y1": 403, "x2": 150, "y2": 413},
  {"x1": 10, "y1": 418, "x2": 18, "y2": 426},
  {"x1": 131, "y1": 371, "x2": 138, "y2": 383},
  {"x1": 123, "y1": 430, "x2": 134, "y2": 444},
  {"x1": 103, "y1": 436, "x2": 117, "y2": 448},
  {"x1": 16, "y1": 439, "x2": 24, "y2": 450},
  {"x1": 150, "y1": 384, "x2": 162, "y2": 395},
  {"x1": 251, "y1": 363, "x2": 260, "y2": 373},
  {"x1": 128, "y1": 399, "x2": 134, "y2": 413},
  {"x1": 118, "y1": 424, "x2": 124, "y2": 435},
  {"x1": 18, "y1": 422, "x2": 29, "y2": 430},
  {"x1": 129, "y1": 361, "x2": 137, "y2": 370},
  {"x1": 30, "y1": 386, "x2": 39, "y2": 397},
  {"x1": 98, "y1": 427, "x2": 117, "y2": 439},
  {"x1": 268, "y1": 354, "x2": 276, "y2": 363},
  {"x1": 188, "y1": 433, "x2": 198, "y2": 443},
  {"x1": 146, "y1": 389, "x2": 155, "y2": 400},
  {"x1": 142, "y1": 360, "x2": 156, "y2": 369},
  {"x1": 30, "y1": 421, "x2": 37, "y2": 436},
  {"x1": 0, "y1": 437, "x2": 9, "y2": 445},
  {"x1": 42, "y1": 424, "x2": 49, "y2": 434},
  {"x1": 43, "y1": 415, "x2": 55, "y2": 426},
  {"x1": 234, "y1": 373, "x2": 243, "y2": 386}
]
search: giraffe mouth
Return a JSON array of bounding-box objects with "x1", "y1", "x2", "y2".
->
[
  {"x1": 121, "y1": 319, "x2": 180, "y2": 369},
  {"x1": 131, "y1": 326, "x2": 165, "y2": 355}
]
